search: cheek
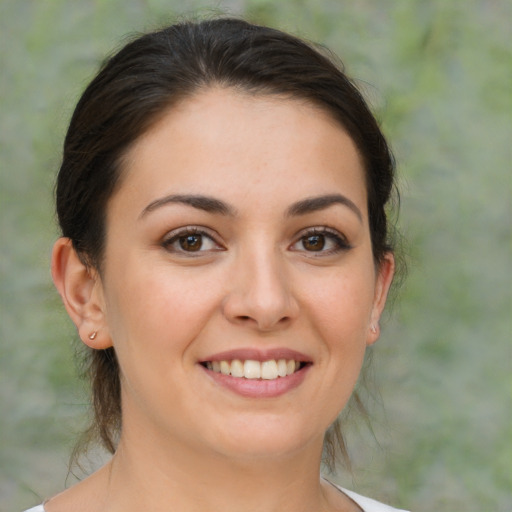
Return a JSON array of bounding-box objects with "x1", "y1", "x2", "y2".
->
[
  {"x1": 102, "y1": 266, "x2": 203, "y2": 409},
  {"x1": 305, "y1": 266, "x2": 376, "y2": 337},
  {"x1": 303, "y1": 266, "x2": 375, "y2": 401},
  {"x1": 103, "y1": 261, "x2": 222, "y2": 358}
]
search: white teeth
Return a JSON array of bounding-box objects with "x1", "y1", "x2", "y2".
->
[
  {"x1": 220, "y1": 360, "x2": 230, "y2": 375},
  {"x1": 244, "y1": 360, "x2": 261, "y2": 379},
  {"x1": 277, "y1": 359, "x2": 288, "y2": 377},
  {"x1": 230, "y1": 359, "x2": 244, "y2": 378},
  {"x1": 261, "y1": 360, "x2": 278, "y2": 380},
  {"x1": 206, "y1": 358, "x2": 303, "y2": 380}
]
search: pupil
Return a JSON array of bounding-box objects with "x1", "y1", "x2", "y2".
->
[
  {"x1": 304, "y1": 235, "x2": 325, "y2": 251},
  {"x1": 180, "y1": 234, "x2": 202, "y2": 251}
]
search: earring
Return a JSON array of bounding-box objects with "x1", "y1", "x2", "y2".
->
[
  {"x1": 88, "y1": 331, "x2": 98, "y2": 341},
  {"x1": 370, "y1": 325, "x2": 377, "y2": 334}
]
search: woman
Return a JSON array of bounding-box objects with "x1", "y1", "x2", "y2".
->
[{"x1": 25, "y1": 17, "x2": 407, "y2": 512}]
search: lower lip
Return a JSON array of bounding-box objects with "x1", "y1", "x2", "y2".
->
[{"x1": 202, "y1": 365, "x2": 310, "y2": 398}]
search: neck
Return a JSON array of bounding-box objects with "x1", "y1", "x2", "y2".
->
[{"x1": 102, "y1": 421, "x2": 332, "y2": 512}]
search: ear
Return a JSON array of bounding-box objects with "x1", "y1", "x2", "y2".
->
[
  {"x1": 367, "y1": 252, "x2": 395, "y2": 346},
  {"x1": 51, "y1": 237, "x2": 112, "y2": 349}
]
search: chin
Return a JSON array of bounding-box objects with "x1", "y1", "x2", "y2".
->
[{"x1": 208, "y1": 415, "x2": 323, "y2": 461}]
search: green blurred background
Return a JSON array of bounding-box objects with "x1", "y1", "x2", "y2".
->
[{"x1": 1, "y1": 1, "x2": 510, "y2": 511}]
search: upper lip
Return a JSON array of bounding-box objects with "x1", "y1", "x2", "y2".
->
[{"x1": 199, "y1": 348, "x2": 312, "y2": 363}]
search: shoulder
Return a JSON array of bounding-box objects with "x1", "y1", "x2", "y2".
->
[
  {"x1": 338, "y1": 486, "x2": 410, "y2": 512},
  {"x1": 23, "y1": 506, "x2": 45, "y2": 512}
]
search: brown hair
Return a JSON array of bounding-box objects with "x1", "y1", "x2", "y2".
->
[{"x1": 56, "y1": 17, "x2": 398, "y2": 471}]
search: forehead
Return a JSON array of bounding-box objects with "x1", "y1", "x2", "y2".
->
[{"x1": 116, "y1": 87, "x2": 367, "y2": 217}]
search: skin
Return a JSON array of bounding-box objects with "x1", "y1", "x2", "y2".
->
[{"x1": 50, "y1": 88, "x2": 394, "y2": 512}]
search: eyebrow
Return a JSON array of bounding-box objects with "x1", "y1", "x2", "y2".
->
[
  {"x1": 286, "y1": 194, "x2": 363, "y2": 222},
  {"x1": 139, "y1": 194, "x2": 236, "y2": 219},
  {"x1": 139, "y1": 192, "x2": 362, "y2": 222}
]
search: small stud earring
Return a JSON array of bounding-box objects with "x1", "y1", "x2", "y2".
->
[{"x1": 88, "y1": 331, "x2": 98, "y2": 341}]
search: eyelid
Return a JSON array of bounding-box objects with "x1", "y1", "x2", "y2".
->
[
  {"x1": 162, "y1": 225, "x2": 225, "y2": 253},
  {"x1": 160, "y1": 225, "x2": 350, "y2": 255},
  {"x1": 289, "y1": 226, "x2": 352, "y2": 254}
]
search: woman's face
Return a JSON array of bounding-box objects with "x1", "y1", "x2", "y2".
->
[{"x1": 95, "y1": 88, "x2": 394, "y2": 460}]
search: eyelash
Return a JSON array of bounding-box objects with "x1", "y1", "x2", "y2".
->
[
  {"x1": 161, "y1": 226, "x2": 351, "y2": 256},
  {"x1": 291, "y1": 227, "x2": 352, "y2": 255},
  {"x1": 162, "y1": 227, "x2": 223, "y2": 255}
]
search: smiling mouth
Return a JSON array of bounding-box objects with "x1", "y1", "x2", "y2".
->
[{"x1": 201, "y1": 359, "x2": 309, "y2": 380}]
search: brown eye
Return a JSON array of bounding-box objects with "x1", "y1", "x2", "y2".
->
[
  {"x1": 179, "y1": 234, "x2": 203, "y2": 251},
  {"x1": 290, "y1": 228, "x2": 351, "y2": 255},
  {"x1": 302, "y1": 234, "x2": 325, "y2": 251},
  {"x1": 163, "y1": 228, "x2": 222, "y2": 255}
]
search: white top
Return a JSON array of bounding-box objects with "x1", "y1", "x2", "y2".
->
[{"x1": 23, "y1": 487, "x2": 409, "y2": 512}]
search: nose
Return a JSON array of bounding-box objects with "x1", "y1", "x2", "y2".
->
[{"x1": 221, "y1": 247, "x2": 299, "y2": 331}]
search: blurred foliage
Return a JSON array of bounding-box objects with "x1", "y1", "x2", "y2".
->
[{"x1": 1, "y1": 0, "x2": 510, "y2": 511}]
